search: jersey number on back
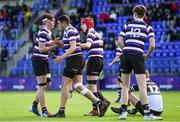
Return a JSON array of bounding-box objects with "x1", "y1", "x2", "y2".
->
[
  {"x1": 147, "y1": 85, "x2": 160, "y2": 94},
  {"x1": 130, "y1": 28, "x2": 141, "y2": 37}
]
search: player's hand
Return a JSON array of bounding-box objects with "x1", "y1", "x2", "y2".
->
[
  {"x1": 53, "y1": 38, "x2": 60, "y2": 43},
  {"x1": 54, "y1": 56, "x2": 63, "y2": 64},
  {"x1": 54, "y1": 38, "x2": 64, "y2": 48},
  {"x1": 58, "y1": 40, "x2": 64, "y2": 48},
  {"x1": 143, "y1": 54, "x2": 148, "y2": 61}
]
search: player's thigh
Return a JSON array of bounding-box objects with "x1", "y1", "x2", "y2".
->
[
  {"x1": 36, "y1": 75, "x2": 47, "y2": 83},
  {"x1": 63, "y1": 58, "x2": 78, "y2": 79},
  {"x1": 131, "y1": 55, "x2": 146, "y2": 74},
  {"x1": 32, "y1": 58, "x2": 48, "y2": 76},
  {"x1": 61, "y1": 76, "x2": 73, "y2": 87},
  {"x1": 73, "y1": 75, "x2": 83, "y2": 84},
  {"x1": 86, "y1": 57, "x2": 103, "y2": 76},
  {"x1": 121, "y1": 73, "x2": 131, "y2": 87},
  {"x1": 120, "y1": 54, "x2": 132, "y2": 74},
  {"x1": 63, "y1": 55, "x2": 84, "y2": 79},
  {"x1": 135, "y1": 74, "x2": 146, "y2": 91}
]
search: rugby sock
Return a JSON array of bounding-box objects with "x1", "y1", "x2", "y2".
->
[
  {"x1": 142, "y1": 104, "x2": 150, "y2": 116},
  {"x1": 97, "y1": 90, "x2": 105, "y2": 101},
  {"x1": 42, "y1": 107, "x2": 47, "y2": 113},
  {"x1": 32, "y1": 101, "x2": 38, "y2": 109},
  {"x1": 59, "y1": 107, "x2": 65, "y2": 114},
  {"x1": 121, "y1": 104, "x2": 127, "y2": 112},
  {"x1": 117, "y1": 87, "x2": 122, "y2": 97},
  {"x1": 92, "y1": 92, "x2": 99, "y2": 110},
  {"x1": 93, "y1": 101, "x2": 101, "y2": 107}
]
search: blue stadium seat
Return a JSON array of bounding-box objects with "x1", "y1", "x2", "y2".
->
[
  {"x1": 162, "y1": 51, "x2": 168, "y2": 57},
  {"x1": 168, "y1": 49, "x2": 176, "y2": 57},
  {"x1": 154, "y1": 50, "x2": 161, "y2": 57},
  {"x1": 104, "y1": 50, "x2": 113, "y2": 58}
]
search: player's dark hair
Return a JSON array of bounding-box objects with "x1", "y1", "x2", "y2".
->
[
  {"x1": 133, "y1": 5, "x2": 146, "y2": 18},
  {"x1": 58, "y1": 15, "x2": 70, "y2": 25}
]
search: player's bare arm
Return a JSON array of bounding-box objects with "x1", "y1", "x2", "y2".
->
[
  {"x1": 143, "y1": 37, "x2": 155, "y2": 60},
  {"x1": 80, "y1": 42, "x2": 91, "y2": 49},
  {"x1": 109, "y1": 55, "x2": 120, "y2": 67},
  {"x1": 54, "y1": 40, "x2": 76, "y2": 63},
  {"x1": 118, "y1": 36, "x2": 124, "y2": 50},
  {"x1": 39, "y1": 42, "x2": 58, "y2": 53}
]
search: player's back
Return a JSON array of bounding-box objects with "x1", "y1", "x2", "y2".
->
[
  {"x1": 147, "y1": 80, "x2": 163, "y2": 112},
  {"x1": 120, "y1": 20, "x2": 154, "y2": 56}
]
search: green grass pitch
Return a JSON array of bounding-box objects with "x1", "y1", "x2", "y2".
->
[{"x1": 0, "y1": 91, "x2": 180, "y2": 122}]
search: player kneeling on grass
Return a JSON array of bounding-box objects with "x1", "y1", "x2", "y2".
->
[{"x1": 111, "y1": 70, "x2": 163, "y2": 118}]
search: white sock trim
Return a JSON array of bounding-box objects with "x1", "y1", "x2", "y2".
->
[{"x1": 80, "y1": 88, "x2": 89, "y2": 95}]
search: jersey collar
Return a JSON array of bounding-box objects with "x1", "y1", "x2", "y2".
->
[{"x1": 134, "y1": 18, "x2": 144, "y2": 22}]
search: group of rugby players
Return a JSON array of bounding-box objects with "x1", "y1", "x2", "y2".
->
[{"x1": 29, "y1": 5, "x2": 163, "y2": 120}]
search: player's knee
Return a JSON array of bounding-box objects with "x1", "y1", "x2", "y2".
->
[
  {"x1": 74, "y1": 82, "x2": 88, "y2": 95},
  {"x1": 87, "y1": 80, "x2": 97, "y2": 84},
  {"x1": 61, "y1": 80, "x2": 71, "y2": 88}
]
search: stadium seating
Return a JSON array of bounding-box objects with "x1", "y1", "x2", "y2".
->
[
  {"x1": 0, "y1": 39, "x2": 25, "y2": 57},
  {"x1": 10, "y1": 42, "x2": 180, "y2": 76},
  {"x1": 9, "y1": 0, "x2": 180, "y2": 76}
]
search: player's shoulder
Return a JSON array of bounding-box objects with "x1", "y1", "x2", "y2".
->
[
  {"x1": 147, "y1": 80, "x2": 158, "y2": 86},
  {"x1": 116, "y1": 47, "x2": 122, "y2": 51},
  {"x1": 88, "y1": 28, "x2": 96, "y2": 34},
  {"x1": 122, "y1": 20, "x2": 134, "y2": 29},
  {"x1": 66, "y1": 25, "x2": 77, "y2": 33},
  {"x1": 38, "y1": 28, "x2": 49, "y2": 37},
  {"x1": 147, "y1": 25, "x2": 154, "y2": 31},
  {"x1": 39, "y1": 27, "x2": 49, "y2": 33},
  {"x1": 87, "y1": 28, "x2": 96, "y2": 37}
]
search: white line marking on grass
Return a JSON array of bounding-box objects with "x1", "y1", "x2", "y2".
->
[{"x1": 175, "y1": 106, "x2": 180, "y2": 108}]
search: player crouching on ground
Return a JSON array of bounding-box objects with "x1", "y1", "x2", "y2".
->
[{"x1": 111, "y1": 70, "x2": 163, "y2": 118}]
